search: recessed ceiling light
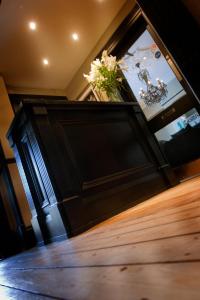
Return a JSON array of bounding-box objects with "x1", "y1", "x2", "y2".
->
[
  {"x1": 29, "y1": 21, "x2": 37, "y2": 31},
  {"x1": 43, "y1": 58, "x2": 49, "y2": 65},
  {"x1": 72, "y1": 33, "x2": 79, "y2": 41}
]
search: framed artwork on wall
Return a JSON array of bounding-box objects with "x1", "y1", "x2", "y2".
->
[{"x1": 78, "y1": 86, "x2": 99, "y2": 102}]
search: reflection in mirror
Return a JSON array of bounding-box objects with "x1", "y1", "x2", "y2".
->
[
  {"x1": 155, "y1": 108, "x2": 200, "y2": 167},
  {"x1": 121, "y1": 30, "x2": 186, "y2": 120}
]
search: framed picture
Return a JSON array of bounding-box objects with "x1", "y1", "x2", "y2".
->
[{"x1": 78, "y1": 86, "x2": 99, "y2": 101}]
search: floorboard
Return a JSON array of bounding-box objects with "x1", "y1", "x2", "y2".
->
[
  {"x1": 1, "y1": 176, "x2": 200, "y2": 299},
  {"x1": 0, "y1": 284, "x2": 59, "y2": 300}
]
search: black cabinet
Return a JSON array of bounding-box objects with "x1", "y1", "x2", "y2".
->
[{"x1": 7, "y1": 100, "x2": 177, "y2": 244}]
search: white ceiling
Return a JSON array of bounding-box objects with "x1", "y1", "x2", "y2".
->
[{"x1": 0, "y1": 0, "x2": 128, "y2": 91}]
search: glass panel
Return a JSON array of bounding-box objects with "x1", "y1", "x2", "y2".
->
[
  {"x1": 121, "y1": 30, "x2": 186, "y2": 121},
  {"x1": 155, "y1": 108, "x2": 200, "y2": 166}
]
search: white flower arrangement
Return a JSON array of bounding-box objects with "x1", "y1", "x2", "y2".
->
[{"x1": 84, "y1": 50, "x2": 127, "y2": 100}]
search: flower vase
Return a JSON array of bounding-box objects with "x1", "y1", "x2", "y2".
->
[
  {"x1": 106, "y1": 88, "x2": 122, "y2": 102},
  {"x1": 92, "y1": 88, "x2": 123, "y2": 102}
]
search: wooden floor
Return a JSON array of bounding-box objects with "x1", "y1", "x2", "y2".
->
[{"x1": 1, "y1": 176, "x2": 200, "y2": 299}]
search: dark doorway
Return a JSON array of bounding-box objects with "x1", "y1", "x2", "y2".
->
[
  {"x1": 0, "y1": 188, "x2": 22, "y2": 258},
  {"x1": 0, "y1": 143, "x2": 36, "y2": 258}
]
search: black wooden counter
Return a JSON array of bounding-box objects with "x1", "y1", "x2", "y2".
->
[{"x1": 7, "y1": 100, "x2": 176, "y2": 244}]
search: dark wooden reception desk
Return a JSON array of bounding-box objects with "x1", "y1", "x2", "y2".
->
[{"x1": 7, "y1": 100, "x2": 177, "y2": 244}]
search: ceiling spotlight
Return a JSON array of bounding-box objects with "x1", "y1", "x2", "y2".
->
[
  {"x1": 29, "y1": 21, "x2": 37, "y2": 31},
  {"x1": 72, "y1": 33, "x2": 79, "y2": 41},
  {"x1": 43, "y1": 58, "x2": 49, "y2": 65}
]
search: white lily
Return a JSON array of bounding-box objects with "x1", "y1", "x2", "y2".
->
[{"x1": 83, "y1": 49, "x2": 128, "y2": 98}]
